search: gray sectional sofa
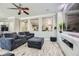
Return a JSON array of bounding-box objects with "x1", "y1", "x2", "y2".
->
[{"x1": 0, "y1": 32, "x2": 34, "y2": 51}]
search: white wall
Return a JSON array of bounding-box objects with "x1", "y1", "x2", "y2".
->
[
  {"x1": 14, "y1": 18, "x2": 20, "y2": 32},
  {"x1": 57, "y1": 12, "x2": 66, "y2": 54},
  {"x1": 57, "y1": 12, "x2": 64, "y2": 42},
  {"x1": 8, "y1": 17, "x2": 15, "y2": 32}
]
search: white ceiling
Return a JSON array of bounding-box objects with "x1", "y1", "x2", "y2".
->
[{"x1": 0, "y1": 3, "x2": 62, "y2": 18}]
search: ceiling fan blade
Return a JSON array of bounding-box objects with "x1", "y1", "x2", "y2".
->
[
  {"x1": 8, "y1": 8, "x2": 18, "y2": 9},
  {"x1": 22, "y1": 8, "x2": 29, "y2": 10},
  {"x1": 23, "y1": 10, "x2": 29, "y2": 15},
  {"x1": 12, "y1": 3, "x2": 19, "y2": 8}
]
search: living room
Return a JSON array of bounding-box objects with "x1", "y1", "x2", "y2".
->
[
  {"x1": 0, "y1": 3, "x2": 63, "y2": 56},
  {"x1": 0, "y1": 3, "x2": 79, "y2": 56}
]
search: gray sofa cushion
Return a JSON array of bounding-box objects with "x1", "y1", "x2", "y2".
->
[{"x1": 4, "y1": 32, "x2": 18, "y2": 39}]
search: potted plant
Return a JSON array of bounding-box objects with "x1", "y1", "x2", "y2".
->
[{"x1": 59, "y1": 22, "x2": 66, "y2": 33}]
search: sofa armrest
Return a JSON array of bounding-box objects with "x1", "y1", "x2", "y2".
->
[{"x1": 0, "y1": 38, "x2": 15, "y2": 51}]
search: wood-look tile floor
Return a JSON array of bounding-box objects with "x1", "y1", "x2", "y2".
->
[
  {"x1": 0, "y1": 40, "x2": 64, "y2": 56},
  {"x1": 13, "y1": 40, "x2": 63, "y2": 56}
]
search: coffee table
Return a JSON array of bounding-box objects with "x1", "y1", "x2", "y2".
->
[{"x1": 27, "y1": 37, "x2": 44, "y2": 49}]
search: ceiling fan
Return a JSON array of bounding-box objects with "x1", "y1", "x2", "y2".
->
[{"x1": 8, "y1": 3, "x2": 29, "y2": 15}]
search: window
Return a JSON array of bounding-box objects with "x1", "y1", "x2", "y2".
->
[
  {"x1": 30, "y1": 18, "x2": 39, "y2": 31},
  {"x1": 42, "y1": 17, "x2": 53, "y2": 31},
  {"x1": 64, "y1": 4, "x2": 79, "y2": 32},
  {"x1": 65, "y1": 14, "x2": 79, "y2": 32},
  {"x1": 20, "y1": 20, "x2": 28, "y2": 32}
]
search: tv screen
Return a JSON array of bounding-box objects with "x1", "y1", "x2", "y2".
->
[{"x1": 1, "y1": 25, "x2": 8, "y2": 31}]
